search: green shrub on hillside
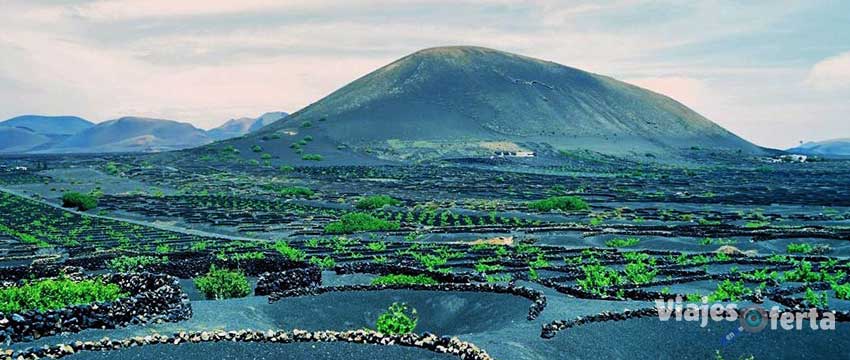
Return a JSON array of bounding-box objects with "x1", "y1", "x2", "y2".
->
[
  {"x1": 577, "y1": 263, "x2": 623, "y2": 296},
  {"x1": 707, "y1": 280, "x2": 750, "y2": 302},
  {"x1": 786, "y1": 243, "x2": 814, "y2": 254},
  {"x1": 355, "y1": 195, "x2": 401, "y2": 210},
  {"x1": 324, "y1": 213, "x2": 400, "y2": 234},
  {"x1": 605, "y1": 237, "x2": 640, "y2": 248},
  {"x1": 528, "y1": 196, "x2": 589, "y2": 212},
  {"x1": 273, "y1": 241, "x2": 307, "y2": 261},
  {"x1": 278, "y1": 186, "x2": 314, "y2": 197},
  {"x1": 302, "y1": 154, "x2": 323, "y2": 161},
  {"x1": 62, "y1": 192, "x2": 98, "y2": 211},
  {"x1": 309, "y1": 255, "x2": 336, "y2": 269},
  {"x1": 194, "y1": 266, "x2": 251, "y2": 300}
]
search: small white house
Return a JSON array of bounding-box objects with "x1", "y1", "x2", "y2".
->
[
  {"x1": 494, "y1": 151, "x2": 536, "y2": 158},
  {"x1": 781, "y1": 154, "x2": 808, "y2": 163}
]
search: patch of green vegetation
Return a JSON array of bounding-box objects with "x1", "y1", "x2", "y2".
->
[
  {"x1": 279, "y1": 165, "x2": 295, "y2": 172},
  {"x1": 355, "y1": 195, "x2": 402, "y2": 210},
  {"x1": 832, "y1": 283, "x2": 850, "y2": 300},
  {"x1": 191, "y1": 241, "x2": 210, "y2": 252},
  {"x1": 107, "y1": 255, "x2": 168, "y2": 272},
  {"x1": 766, "y1": 254, "x2": 790, "y2": 263},
  {"x1": 410, "y1": 253, "x2": 447, "y2": 271},
  {"x1": 624, "y1": 258, "x2": 658, "y2": 284},
  {"x1": 577, "y1": 263, "x2": 623, "y2": 297},
  {"x1": 278, "y1": 186, "x2": 314, "y2": 197},
  {"x1": 0, "y1": 277, "x2": 126, "y2": 313},
  {"x1": 273, "y1": 241, "x2": 307, "y2": 261},
  {"x1": 193, "y1": 266, "x2": 251, "y2": 300},
  {"x1": 804, "y1": 288, "x2": 828, "y2": 308},
  {"x1": 309, "y1": 255, "x2": 336, "y2": 269},
  {"x1": 301, "y1": 154, "x2": 323, "y2": 161},
  {"x1": 324, "y1": 213, "x2": 401, "y2": 234},
  {"x1": 61, "y1": 192, "x2": 98, "y2": 211},
  {"x1": 375, "y1": 302, "x2": 417, "y2": 335},
  {"x1": 486, "y1": 274, "x2": 513, "y2": 283},
  {"x1": 744, "y1": 221, "x2": 770, "y2": 228},
  {"x1": 741, "y1": 268, "x2": 779, "y2": 282},
  {"x1": 605, "y1": 237, "x2": 640, "y2": 248},
  {"x1": 786, "y1": 243, "x2": 815, "y2": 254},
  {"x1": 474, "y1": 260, "x2": 504, "y2": 273},
  {"x1": 783, "y1": 260, "x2": 822, "y2": 283},
  {"x1": 528, "y1": 254, "x2": 550, "y2": 269},
  {"x1": 0, "y1": 224, "x2": 49, "y2": 247},
  {"x1": 371, "y1": 274, "x2": 438, "y2": 286},
  {"x1": 469, "y1": 243, "x2": 492, "y2": 252},
  {"x1": 699, "y1": 237, "x2": 737, "y2": 246},
  {"x1": 686, "y1": 293, "x2": 703, "y2": 302},
  {"x1": 707, "y1": 280, "x2": 750, "y2": 302},
  {"x1": 621, "y1": 252, "x2": 650, "y2": 263},
  {"x1": 515, "y1": 243, "x2": 542, "y2": 256},
  {"x1": 528, "y1": 196, "x2": 589, "y2": 212},
  {"x1": 367, "y1": 241, "x2": 388, "y2": 252},
  {"x1": 222, "y1": 251, "x2": 266, "y2": 261}
]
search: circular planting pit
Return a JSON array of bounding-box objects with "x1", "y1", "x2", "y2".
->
[{"x1": 265, "y1": 290, "x2": 531, "y2": 335}]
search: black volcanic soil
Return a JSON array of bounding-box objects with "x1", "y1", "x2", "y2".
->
[{"x1": 63, "y1": 342, "x2": 454, "y2": 360}]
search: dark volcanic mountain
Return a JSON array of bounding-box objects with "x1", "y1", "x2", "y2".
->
[
  {"x1": 788, "y1": 138, "x2": 850, "y2": 157},
  {"x1": 0, "y1": 127, "x2": 52, "y2": 153},
  {"x1": 46, "y1": 117, "x2": 212, "y2": 153},
  {"x1": 0, "y1": 115, "x2": 93, "y2": 136},
  {"x1": 208, "y1": 111, "x2": 288, "y2": 140},
  {"x1": 206, "y1": 46, "x2": 764, "y2": 164}
]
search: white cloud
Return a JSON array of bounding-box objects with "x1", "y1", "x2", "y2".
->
[
  {"x1": 625, "y1": 76, "x2": 710, "y2": 110},
  {"x1": 806, "y1": 51, "x2": 850, "y2": 91},
  {"x1": 0, "y1": 1, "x2": 847, "y2": 148}
]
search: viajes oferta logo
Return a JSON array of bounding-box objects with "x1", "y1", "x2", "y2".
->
[{"x1": 655, "y1": 296, "x2": 836, "y2": 331}]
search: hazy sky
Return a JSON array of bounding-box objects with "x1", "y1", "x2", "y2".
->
[{"x1": 1, "y1": 1, "x2": 848, "y2": 148}]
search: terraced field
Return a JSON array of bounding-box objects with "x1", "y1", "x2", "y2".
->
[{"x1": 1, "y1": 155, "x2": 849, "y2": 359}]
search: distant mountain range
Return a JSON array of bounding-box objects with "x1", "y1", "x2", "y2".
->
[
  {"x1": 787, "y1": 138, "x2": 850, "y2": 157},
  {"x1": 211, "y1": 46, "x2": 765, "y2": 165},
  {"x1": 0, "y1": 112, "x2": 286, "y2": 153},
  {"x1": 1, "y1": 115, "x2": 94, "y2": 135},
  {"x1": 207, "y1": 112, "x2": 288, "y2": 140}
]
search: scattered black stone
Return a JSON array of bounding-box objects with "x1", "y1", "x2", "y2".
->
[
  {"x1": 333, "y1": 263, "x2": 478, "y2": 283},
  {"x1": 2, "y1": 329, "x2": 494, "y2": 360},
  {"x1": 255, "y1": 267, "x2": 322, "y2": 296},
  {"x1": 541, "y1": 308, "x2": 658, "y2": 339},
  {"x1": 65, "y1": 252, "x2": 306, "y2": 279},
  {"x1": 0, "y1": 264, "x2": 82, "y2": 283}
]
